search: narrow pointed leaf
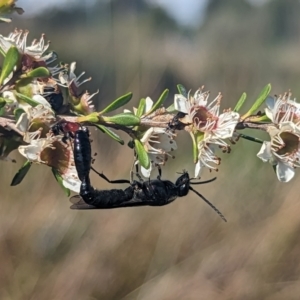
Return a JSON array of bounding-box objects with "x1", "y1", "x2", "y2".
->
[
  {"x1": 244, "y1": 84, "x2": 271, "y2": 118},
  {"x1": 21, "y1": 67, "x2": 50, "y2": 78},
  {"x1": 10, "y1": 160, "x2": 32, "y2": 186},
  {"x1": 234, "y1": 92, "x2": 247, "y2": 112},
  {"x1": 134, "y1": 139, "x2": 150, "y2": 169},
  {"x1": 77, "y1": 112, "x2": 99, "y2": 123},
  {"x1": 15, "y1": 92, "x2": 40, "y2": 107},
  {"x1": 166, "y1": 103, "x2": 176, "y2": 112},
  {"x1": 95, "y1": 124, "x2": 124, "y2": 145},
  {"x1": 52, "y1": 168, "x2": 71, "y2": 197},
  {"x1": 14, "y1": 108, "x2": 25, "y2": 121},
  {"x1": 136, "y1": 98, "x2": 146, "y2": 117},
  {"x1": 177, "y1": 84, "x2": 188, "y2": 98},
  {"x1": 100, "y1": 92, "x2": 132, "y2": 114},
  {"x1": 0, "y1": 97, "x2": 6, "y2": 109},
  {"x1": 146, "y1": 89, "x2": 169, "y2": 115},
  {"x1": 190, "y1": 132, "x2": 199, "y2": 163},
  {"x1": 103, "y1": 113, "x2": 140, "y2": 126},
  {"x1": 0, "y1": 46, "x2": 20, "y2": 85}
]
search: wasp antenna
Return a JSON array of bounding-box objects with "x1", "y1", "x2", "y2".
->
[
  {"x1": 189, "y1": 186, "x2": 227, "y2": 222},
  {"x1": 189, "y1": 177, "x2": 217, "y2": 185}
]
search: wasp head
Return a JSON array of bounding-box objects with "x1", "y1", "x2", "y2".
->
[{"x1": 175, "y1": 171, "x2": 190, "y2": 197}]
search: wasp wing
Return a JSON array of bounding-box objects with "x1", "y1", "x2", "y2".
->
[
  {"x1": 69, "y1": 195, "x2": 97, "y2": 209},
  {"x1": 69, "y1": 194, "x2": 169, "y2": 209}
]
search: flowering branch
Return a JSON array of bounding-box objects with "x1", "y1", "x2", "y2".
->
[{"x1": 0, "y1": 1, "x2": 300, "y2": 197}]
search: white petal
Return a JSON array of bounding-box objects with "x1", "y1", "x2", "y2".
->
[
  {"x1": 174, "y1": 94, "x2": 189, "y2": 113},
  {"x1": 32, "y1": 95, "x2": 51, "y2": 107},
  {"x1": 0, "y1": 35, "x2": 14, "y2": 53},
  {"x1": 265, "y1": 108, "x2": 274, "y2": 122},
  {"x1": 145, "y1": 97, "x2": 153, "y2": 113},
  {"x1": 265, "y1": 96, "x2": 276, "y2": 111},
  {"x1": 194, "y1": 160, "x2": 203, "y2": 178},
  {"x1": 123, "y1": 109, "x2": 132, "y2": 113},
  {"x1": 70, "y1": 62, "x2": 77, "y2": 80},
  {"x1": 257, "y1": 141, "x2": 273, "y2": 162},
  {"x1": 18, "y1": 143, "x2": 40, "y2": 162},
  {"x1": 16, "y1": 112, "x2": 29, "y2": 132},
  {"x1": 276, "y1": 161, "x2": 295, "y2": 182},
  {"x1": 63, "y1": 177, "x2": 81, "y2": 193},
  {"x1": 158, "y1": 133, "x2": 177, "y2": 152},
  {"x1": 141, "y1": 164, "x2": 152, "y2": 178},
  {"x1": 194, "y1": 90, "x2": 209, "y2": 106},
  {"x1": 213, "y1": 111, "x2": 239, "y2": 139}
]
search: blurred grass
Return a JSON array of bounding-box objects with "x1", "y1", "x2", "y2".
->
[{"x1": 1, "y1": 0, "x2": 300, "y2": 299}]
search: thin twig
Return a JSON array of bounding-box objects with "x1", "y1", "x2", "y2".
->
[
  {"x1": 0, "y1": 117, "x2": 24, "y2": 136},
  {"x1": 236, "y1": 121, "x2": 271, "y2": 131}
]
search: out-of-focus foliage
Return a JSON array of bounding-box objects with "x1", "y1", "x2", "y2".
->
[{"x1": 1, "y1": 0, "x2": 300, "y2": 299}]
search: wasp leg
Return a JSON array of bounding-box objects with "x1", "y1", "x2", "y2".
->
[{"x1": 90, "y1": 166, "x2": 131, "y2": 184}]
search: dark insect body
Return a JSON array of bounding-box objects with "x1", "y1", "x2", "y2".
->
[
  {"x1": 168, "y1": 112, "x2": 187, "y2": 131},
  {"x1": 51, "y1": 121, "x2": 81, "y2": 144},
  {"x1": 70, "y1": 126, "x2": 227, "y2": 222},
  {"x1": 45, "y1": 90, "x2": 64, "y2": 112}
]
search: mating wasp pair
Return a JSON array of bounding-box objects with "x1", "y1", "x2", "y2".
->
[{"x1": 51, "y1": 121, "x2": 227, "y2": 222}]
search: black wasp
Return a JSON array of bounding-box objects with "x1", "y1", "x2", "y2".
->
[{"x1": 62, "y1": 122, "x2": 227, "y2": 222}]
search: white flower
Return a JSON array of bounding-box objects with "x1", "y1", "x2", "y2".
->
[
  {"x1": 195, "y1": 141, "x2": 221, "y2": 178},
  {"x1": 16, "y1": 102, "x2": 55, "y2": 143},
  {"x1": 58, "y1": 62, "x2": 97, "y2": 113},
  {"x1": 59, "y1": 62, "x2": 91, "y2": 91},
  {"x1": 174, "y1": 87, "x2": 239, "y2": 142},
  {"x1": 265, "y1": 92, "x2": 300, "y2": 125},
  {"x1": 18, "y1": 134, "x2": 81, "y2": 192},
  {"x1": 139, "y1": 127, "x2": 177, "y2": 177},
  {"x1": 257, "y1": 122, "x2": 300, "y2": 182},
  {"x1": 0, "y1": 29, "x2": 54, "y2": 62},
  {"x1": 174, "y1": 87, "x2": 239, "y2": 175}
]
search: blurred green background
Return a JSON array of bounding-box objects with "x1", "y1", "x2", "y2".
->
[{"x1": 1, "y1": 0, "x2": 300, "y2": 299}]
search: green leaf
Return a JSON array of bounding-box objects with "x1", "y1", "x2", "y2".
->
[
  {"x1": 100, "y1": 92, "x2": 133, "y2": 114},
  {"x1": 134, "y1": 139, "x2": 150, "y2": 169},
  {"x1": 95, "y1": 124, "x2": 124, "y2": 145},
  {"x1": 77, "y1": 112, "x2": 99, "y2": 123},
  {"x1": 244, "y1": 84, "x2": 271, "y2": 118},
  {"x1": 0, "y1": 46, "x2": 20, "y2": 85},
  {"x1": 103, "y1": 113, "x2": 140, "y2": 126},
  {"x1": 192, "y1": 132, "x2": 205, "y2": 164},
  {"x1": 15, "y1": 92, "x2": 40, "y2": 107},
  {"x1": 21, "y1": 67, "x2": 50, "y2": 79},
  {"x1": 190, "y1": 133, "x2": 198, "y2": 163},
  {"x1": 10, "y1": 160, "x2": 32, "y2": 186},
  {"x1": 177, "y1": 84, "x2": 188, "y2": 98},
  {"x1": 234, "y1": 92, "x2": 247, "y2": 112},
  {"x1": 136, "y1": 98, "x2": 146, "y2": 117},
  {"x1": 0, "y1": 97, "x2": 6, "y2": 109},
  {"x1": 166, "y1": 103, "x2": 176, "y2": 112},
  {"x1": 52, "y1": 168, "x2": 70, "y2": 197},
  {"x1": 146, "y1": 89, "x2": 169, "y2": 115},
  {"x1": 14, "y1": 108, "x2": 25, "y2": 122}
]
